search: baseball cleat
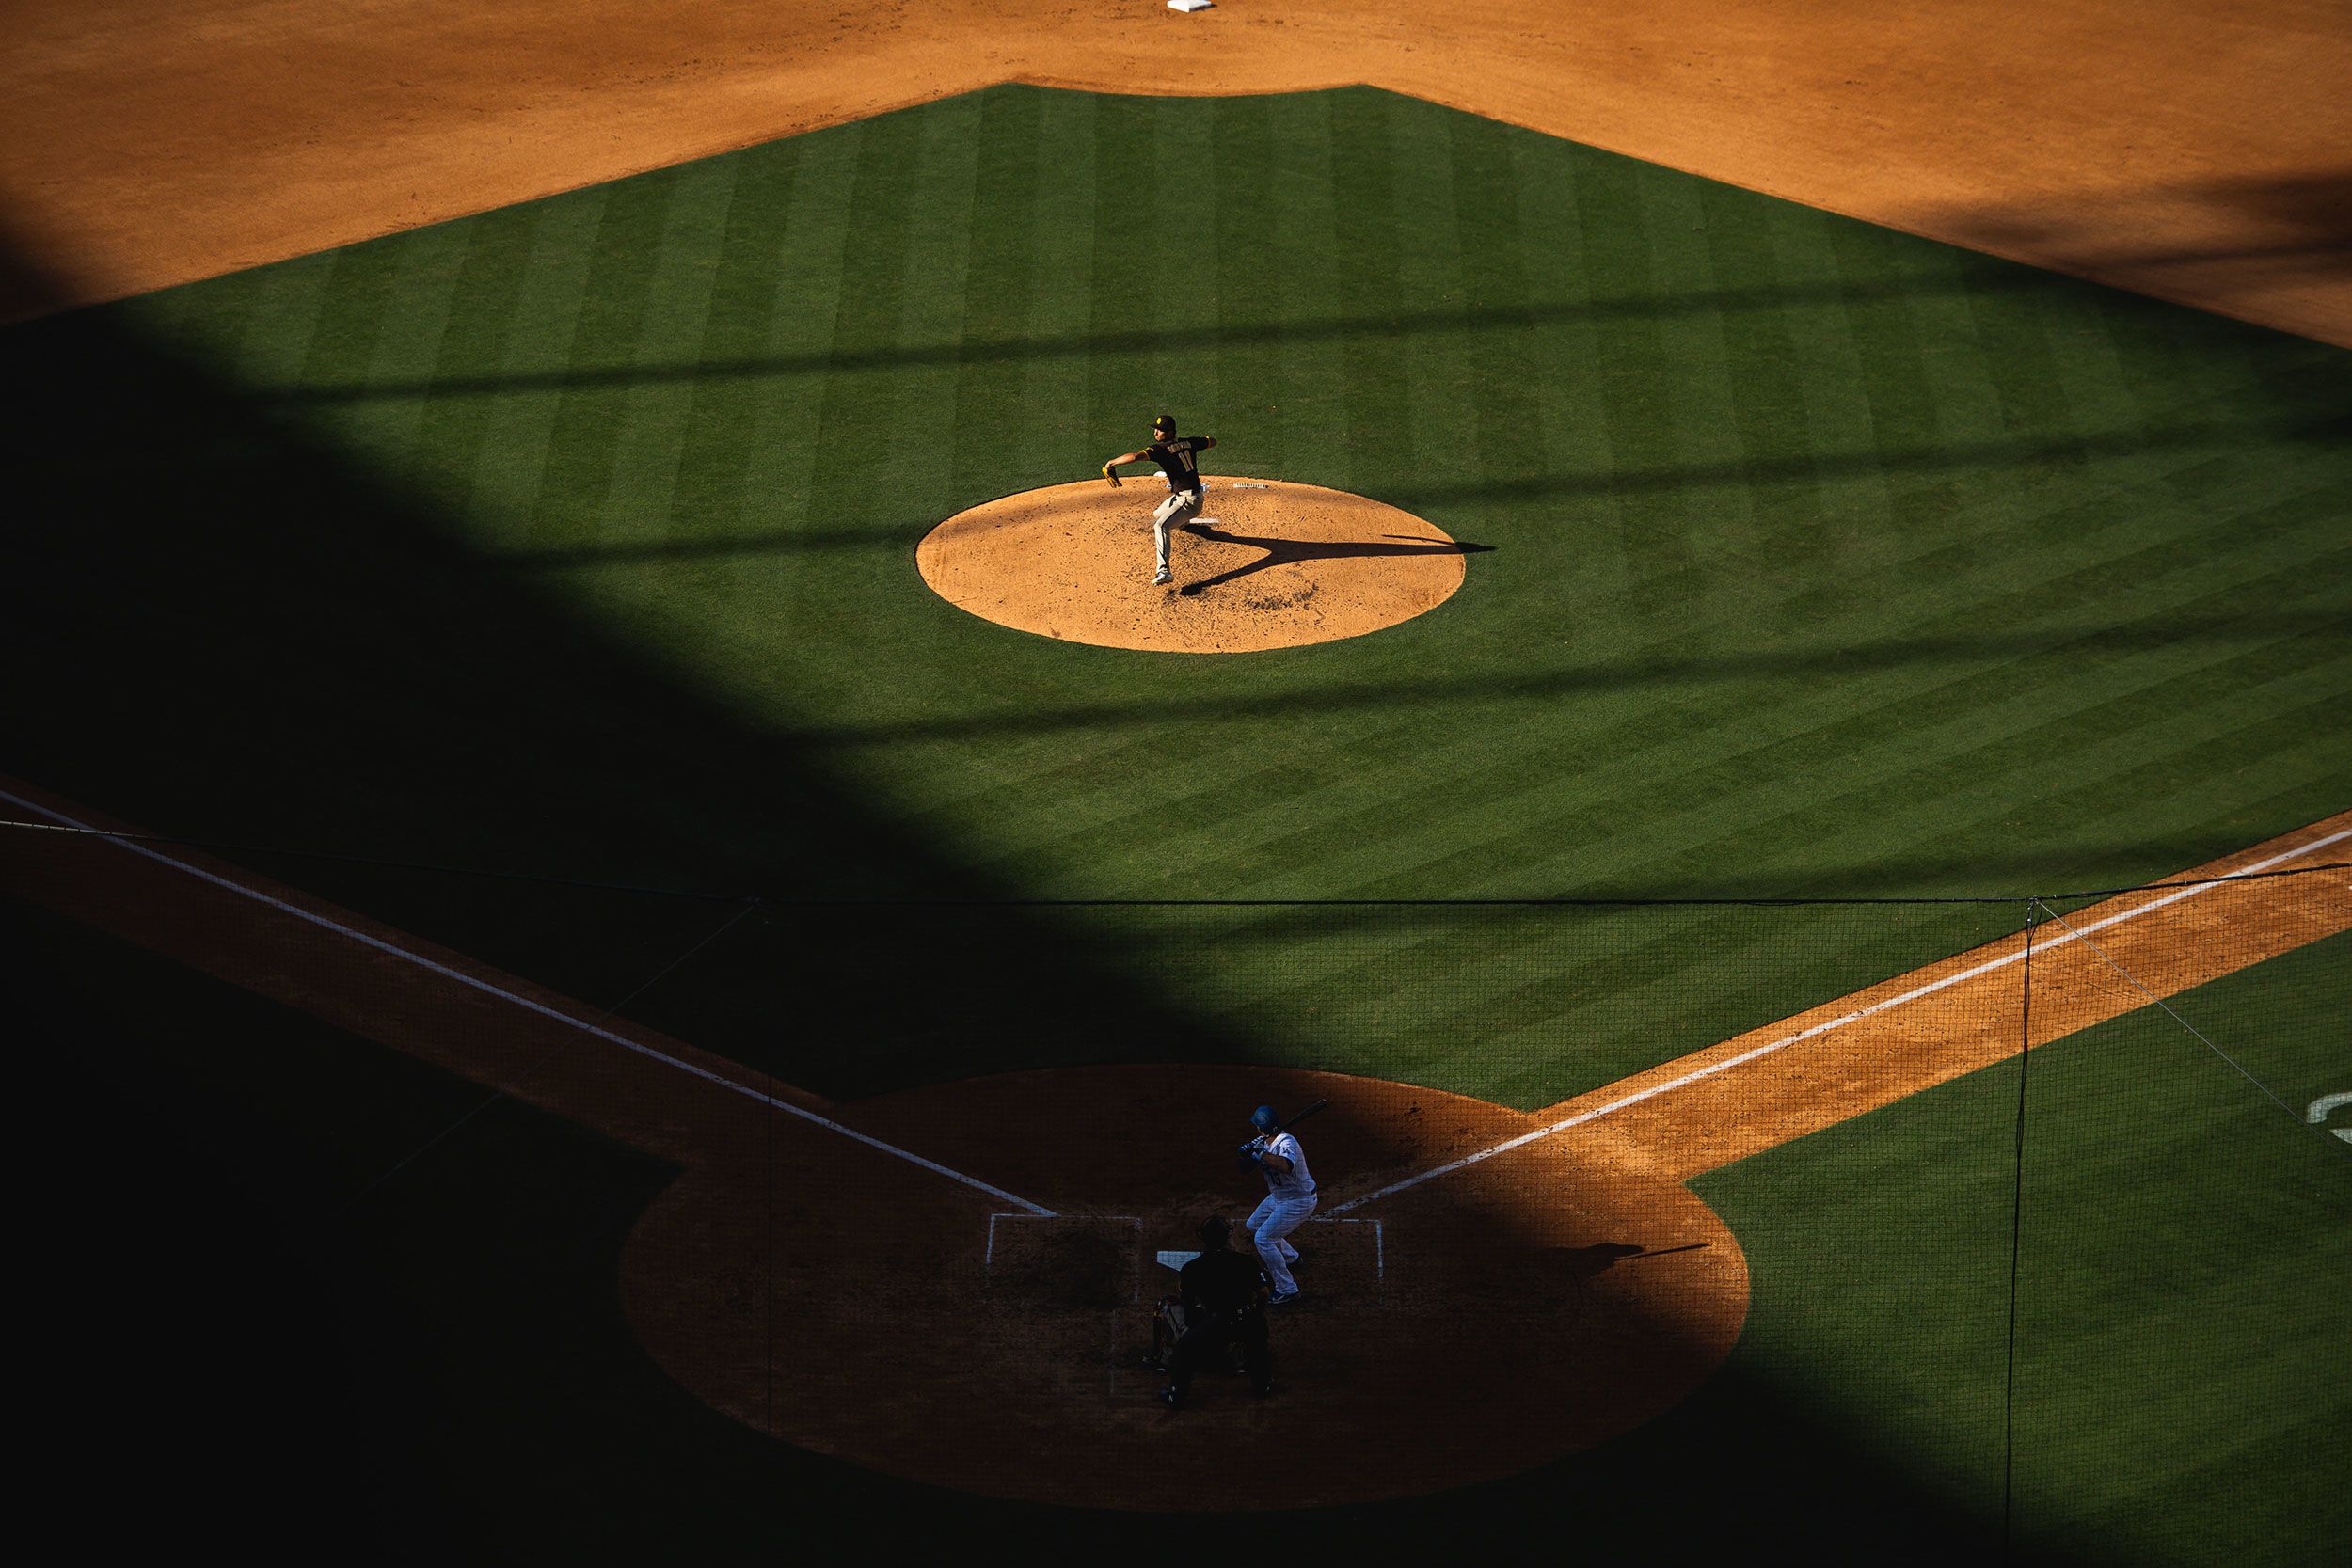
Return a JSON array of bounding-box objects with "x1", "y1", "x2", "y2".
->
[
  {"x1": 1159, "y1": 1386, "x2": 1182, "y2": 1409},
  {"x1": 1268, "y1": 1289, "x2": 1302, "y2": 1307},
  {"x1": 1154, "y1": 566, "x2": 1171, "y2": 585}
]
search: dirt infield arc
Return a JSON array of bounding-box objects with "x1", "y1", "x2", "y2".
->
[
  {"x1": 4, "y1": 780, "x2": 2344, "y2": 1508},
  {"x1": 627, "y1": 1065, "x2": 1745, "y2": 1507},
  {"x1": 8, "y1": 3, "x2": 2348, "y2": 345}
]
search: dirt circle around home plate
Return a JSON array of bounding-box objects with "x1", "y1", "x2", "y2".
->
[
  {"x1": 914, "y1": 479, "x2": 1482, "y2": 652},
  {"x1": 619, "y1": 1065, "x2": 1749, "y2": 1510}
]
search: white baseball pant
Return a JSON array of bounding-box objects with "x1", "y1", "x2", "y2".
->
[
  {"x1": 1152, "y1": 486, "x2": 1204, "y2": 572},
  {"x1": 1248, "y1": 1191, "x2": 1316, "y2": 1296}
]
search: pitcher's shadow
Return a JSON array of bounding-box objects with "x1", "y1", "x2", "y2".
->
[{"x1": 1175, "y1": 523, "x2": 1493, "y2": 596}]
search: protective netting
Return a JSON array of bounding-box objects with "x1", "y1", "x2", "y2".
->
[{"x1": 8, "y1": 812, "x2": 2346, "y2": 1560}]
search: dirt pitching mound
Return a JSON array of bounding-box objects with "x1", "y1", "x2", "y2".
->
[
  {"x1": 914, "y1": 479, "x2": 1481, "y2": 653},
  {"x1": 622, "y1": 1065, "x2": 1747, "y2": 1511}
]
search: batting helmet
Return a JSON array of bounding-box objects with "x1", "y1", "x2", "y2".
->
[{"x1": 1249, "y1": 1105, "x2": 1278, "y2": 1132}]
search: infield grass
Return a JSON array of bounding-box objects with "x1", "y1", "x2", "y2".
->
[{"x1": 8, "y1": 84, "x2": 2347, "y2": 1105}]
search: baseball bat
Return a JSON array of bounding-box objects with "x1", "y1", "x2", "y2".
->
[{"x1": 1274, "y1": 1098, "x2": 1328, "y2": 1135}]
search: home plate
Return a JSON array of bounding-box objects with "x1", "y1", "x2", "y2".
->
[{"x1": 1155, "y1": 1249, "x2": 1201, "y2": 1271}]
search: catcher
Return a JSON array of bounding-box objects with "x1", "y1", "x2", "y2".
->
[
  {"x1": 1101, "y1": 414, "x2": 1217, "y2": 586},
  {"x1": 1150, "y1": 1215, "x2": 1274, "y2": 1409}
]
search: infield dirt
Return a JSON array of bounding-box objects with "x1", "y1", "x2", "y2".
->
[{"x1": 4, "y1": 2, "x2": 2347, "y2": 343}]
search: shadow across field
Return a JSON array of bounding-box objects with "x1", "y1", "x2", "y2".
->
[
  {"x1": 471, "y1": 407, "x2": 2344, "y2": 570},
  {"x1": 6, "y1": 234, "x2": 2064, "y2": 1563},
  {"x1": 760, "y1": 612, "x2": 2350, "y2": 751}
]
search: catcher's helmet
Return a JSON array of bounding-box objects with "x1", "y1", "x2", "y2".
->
[
  {"x1": 1199, "y1": 1214, "x2": 1232, "y2": 1247},
  {"x1": 1249, "y1": 1105, "x2": 1279, "y2": 1132}
]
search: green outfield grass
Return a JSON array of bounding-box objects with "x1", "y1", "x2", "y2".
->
[
  {"x1": 8, "y1": 84, "x2": 2346, "y2": 1106},
  {"x1": 1690, "y1": 928, "x2": 2351, "y2": 1567}
]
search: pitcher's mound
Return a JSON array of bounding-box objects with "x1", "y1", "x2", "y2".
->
[{"x1": 915, "y1": 478, "x2": 1480, "y2": 653}]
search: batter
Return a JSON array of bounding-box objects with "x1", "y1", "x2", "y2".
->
[{"x1": 1241, "y1": 1103, "x2": 1314, "y2": 1304}]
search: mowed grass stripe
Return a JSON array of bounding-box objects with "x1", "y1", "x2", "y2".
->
[
  {"x1": 806, "y1": 109, "x2": 926, "y2": 526},
  {"x1": 344, "y1": 221, "x2": 472, "y2": 469},
  {"x1": 1640, "y1": 167, "x2": 1769, "y2": 610},
  {"x1": 593, "y1": 154, "x2": 741, "y2": 544},
  {"x1": 1150, "y1": 95, "x2": 1219, "y2": 425},
  {"x1": 1570, "y1": 148, "x2": 1690, "y2": 586},
  {"x1": 410, "y1": 214, "x2": 535, "y2": 514},
  {"x1": 947, "y1": 86, "x2": 1045, "y2": 509},
  {"x1": 1019, "y1": 89, "x2": 1100, "y2": 484},
  {"x1": 1894, "y1": 242, "x2": 2011, "y2": 451},
  {"x1": 462, "y1": 189, "x2": 609, "y2": 541},
  {"x1": 1386, "y1": 97, "x2": 1480, "y2": 494},
  {"x1": 735, "y1": 123, "x2": 865, "y2": 557},
  {"x1": 1442, "y1": 108, "x2": 1550, "y2": 507},
  {"x1": 1215, "y1": 93, "x2": 1289, "y2": 475},
  {"x1": 1758, "y1": 201, "x2": 1900, "y2": 581},
  {"x1": 1327, "y1": 91, "x2": 1416, "y2": 495},
  {"x1": 291, "y1": 241, "x2": 391, "y2": 401},
  {"x1": 880, "y1": 92, "x2": 985, "y2": 529},
  {"x1": 1085, "y1": 97, "x2": 1165, "y2": 486},
  {"x1": 667, "y1": 138, "x2": 801, "y2": 540},
  {"x1": 522, "y1": 173, "x2": 679, "y2": 545},
  {"x1": 1502, "y1": 122, "x2": 1622, "y2": 591},
  {"x1": 227, "y1": 246, "x2": 336, "y2": 391},
  {"x1": 1267, "y1": 92, "x2": 1351, "y2": 488},
  {"x1": 630, "y1": 142, "x2": 816, "y2": 652},
  {"x1": 1690, "y1": 176, "x2": 1805, "y2": 575},
  {"x1": 1824, "y1": 216, "x2": 1950, "y2": 549}
]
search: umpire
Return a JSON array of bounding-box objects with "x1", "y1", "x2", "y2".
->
[{"x1": 1161, "y1": 1215, "x2": 1274, "y2": 1408}]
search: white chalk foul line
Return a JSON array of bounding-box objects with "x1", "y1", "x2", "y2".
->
[
  {"x1": 1329, "y1": 827, "x2": 2352, "y2": 1214},
  {"x1": 2, "y1": 788, "x2": 1056, "y2": 1218}
]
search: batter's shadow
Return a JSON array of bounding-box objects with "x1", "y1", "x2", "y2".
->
[{"x1": 1175, "y1": 525, "x2": 1493, "y2": 597}]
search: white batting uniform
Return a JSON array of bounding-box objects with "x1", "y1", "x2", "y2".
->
[{"x1": 1247, "y1": 1131, "x2": 1316, "y2": 1297}]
